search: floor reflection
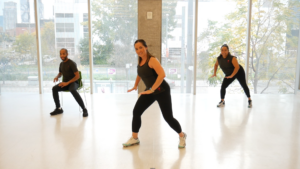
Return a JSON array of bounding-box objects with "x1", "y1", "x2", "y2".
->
[
  {"x1": 122, "y1": 146, "x2": 145, "y2": 169},
  {"x1": 52, "y1": 115, "x2": 87, "y2": 162},
  {"x1": 170, "y1": 149, "x2": 186, "y2": 169},
  {"x1": 213, "y1": 108, "x2": 252, "y2": 168}
]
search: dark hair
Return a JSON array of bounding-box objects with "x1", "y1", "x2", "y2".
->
[
  {"x1": 221, "y1": 44, "x2": 229, "y2": 50},
  {"x1": 134, "y1": 39, "x2": 155, "y2": 64},
  {"x1": 60, "y1": 48, "x2": 68, "y2": 54},
  {"x1": 218, "y1": 44, "x2": 232, "y2": 58}
]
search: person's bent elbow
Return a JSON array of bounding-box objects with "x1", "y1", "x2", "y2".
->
[{"x1": 160, "y1": 73, "x2": 166, "y2": 78}]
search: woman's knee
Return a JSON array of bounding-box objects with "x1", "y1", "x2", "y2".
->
[
  {"x1": 220, "y1": 85, "x2": 226, "y2": 91},
  {"x1": 133, "y1": 108, "x2": 141, "y2": 117}
]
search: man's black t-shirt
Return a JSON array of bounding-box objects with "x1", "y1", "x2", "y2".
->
[{"x1": 59, "y1": 59, "x2": 78, "y2": 82}]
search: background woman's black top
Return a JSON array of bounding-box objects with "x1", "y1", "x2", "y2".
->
[{"x1": 217, "y1": 54, "x2": 240, "y2": 76}]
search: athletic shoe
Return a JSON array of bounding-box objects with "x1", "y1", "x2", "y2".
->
[
  {"x1": 50, "y1": 108, "x2": 63, "y2": 116},
  {"x1": 217, "y1": 100, "x2": 225, "y2": 107},
  {"x1": 178, "y1": 132, "x2": 187, "y2": 148},
  {"x1": 248, "y1": 100, "x2": 252, "y2": 108},
  {"x1": 122, "y1": 137, "x2": 140, "y2": 147},
  {"x1": 83, "y1": 108, "x2": 88, "y2": 117}
]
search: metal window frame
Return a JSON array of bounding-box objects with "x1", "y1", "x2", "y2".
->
[
  {"x1": 193, "y1": 0, "x2": 198, "y2": 95},
  {"x1": 296, "y1": 19, "x2": 300, "y2": 93},
  {"x1": 34, "y1": 0, "x2": 43, "y2": 94},
  {"x1": 245, "y1": 0, "x2": 252, "y2": 84},
  {"x1": 88, "y1": 0, "x2": 94, "y2": 94}
]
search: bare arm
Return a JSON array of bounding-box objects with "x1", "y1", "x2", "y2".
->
[
  {"x1": 228, "y1": 57, "x2": 240, "y2": 78},
  {"x1": 128, "y1": 75, "x2": 141, "y2": 92},
  {"x1": 134, "y1": 75, "x2": 141, "y2": 88},
  {"x1": 56, "y1": 72, "x2": 62, "y2": 78},
  {"x1": 210, "y1": 60, "x2": 219, "y2": 78},
  {"x1": 53, "y1": 72, "x2": 62, "y2": 82},
  {"x1": 213, "y1": 60, "x2": 219, "y2": 75}
]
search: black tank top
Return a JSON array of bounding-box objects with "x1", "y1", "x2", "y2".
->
[
  {"x1": 217, "y1": 54, "x2": 239, "y2": 76},
  {"x1": 137, "y1": 58, "x2": 168, "y2": 92}
]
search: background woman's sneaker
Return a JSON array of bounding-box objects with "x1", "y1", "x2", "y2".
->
[
  {"x1": 50, "y1": 108, "x2": 63, "y2": 116},
  {"x1": 123, "y1": 137, "x2": 140, "y2": 147},
  {"x1": 217, "y1": 101, "x2": 225, "y2": 107},
  {"x1": 83, "y1": 108, "x2": 88, "y2": 117},
  {"x1": 248, "y1": 100, "x2": 252, "y2": 108},
  {"x1": 178, "y1": 132, "x2": 187, "y2": 148}
]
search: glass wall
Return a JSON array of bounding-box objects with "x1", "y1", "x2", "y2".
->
[
  {"x1": 248, "y1": 0, "x2": 300, "y2": 94},
  {"x1": 0, "y1": 0, "x2": 38, "y2": 93},
  {"x1": 91, "y1": 0, "x2": 138, "y2": 94},
  {"x1": 196, "y1": 0, "x2": 248, "y2": 95},
  {"x1": 0, "y1": 0, "x2": 299, "y2": 95},
  {"x1": 38, "y1": 0, "x2": 90, "y2": 93},
  {"x1": 161, "y1": 0, "x2": 196, "y2": 93}
]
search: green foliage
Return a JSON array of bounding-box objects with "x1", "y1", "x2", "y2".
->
[
  {"x1": 162, "y1": 0, "x2": 178, "y2": 44},
  {"x1": 0, "y1": 32, "x2": 13, "y2": 43},
  {"x1": 13, "y1": 32, "x2": 36, "y2": 56},
  {"x1": 78, "y1": 0, "x2": 138, "y2": 66},
  {"x1": 79, "y1": 0, "x2": 178, "y2": 67},
  {"x1": 41, "y1": 22, "x2": 56, "y2": 58}
]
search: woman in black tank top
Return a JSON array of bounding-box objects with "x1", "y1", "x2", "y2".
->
[
  {"x1": 122, "y1": 39, "x2": 187, "y2": 148},
  {"x1": 210, "y1": 44, "x2": 252, "y2": 108}
]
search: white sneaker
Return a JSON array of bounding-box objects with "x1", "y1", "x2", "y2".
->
[
  {"x1": 217, "y1": 100, "x2": 225, "y2": 107},
  {"x1": 178, "y1": 132, "x2": 187, "y2": 148},
  {"x1": 122, "y1": 137, "x2": 140, "y2": 147}
]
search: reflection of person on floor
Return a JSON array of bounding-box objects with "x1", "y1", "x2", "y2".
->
[
  {"x1": 50, "y1": 48, "x2": 88, "y2": 117},
  {"x1": 213, "y1": 109, "x2": 251, "y2": 166},
  {"x1": 122, "y1": 146, "x2": 144, "y2": 169},
  {"x1": 53, "y1": 116, "x2": 87, "y2": 163},
  {"x1": 170, "y1": 149, "x2": 187, "y2": 169},
  {"x1": 123, "y1": 39, "x2": 187, "y2": 148},
  {"x1": 210, "y1": 44, "x2": 252, "y2": 108}
]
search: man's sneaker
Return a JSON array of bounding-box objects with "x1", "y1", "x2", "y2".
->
[
  {"x1": 217, "y1": 100, "x2": 225, "y2": 107},
  {"x1": 50, "y1": 108, "x2": 63, "y2": 116},
  {"x1": 178, "y1": 132, "x2": 187, "y2": 148},
  {"x1": 122, "y1": 137, "x2": 140, "y2": 147},
  {"x1": 83, "y1": 108, "x2": 88, "y2": 117},
  {"x1": 248, "y1": 100, "x2": 252, "y2": 108}
]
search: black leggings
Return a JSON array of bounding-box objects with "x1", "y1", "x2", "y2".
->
[
  {"x1": 221, "y1": 66, "x2": 251, "y2": 99},
  {"x1": 132, "y1": 87, "x2": 182, "y2": 133},
  {"x1": 52, "y1": 82, "x2": 86, "y2": 110}
]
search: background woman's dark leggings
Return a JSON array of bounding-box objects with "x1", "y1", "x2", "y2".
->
[
  {"x1": 132, "y1": 87, "x2": 182, "y2": 133},
  {"x1": 221, "y1": 66, "x2": 251, "y2": 99},
  {"x1": 52, "y1": 82, "x2": 86, "y2": 109}
]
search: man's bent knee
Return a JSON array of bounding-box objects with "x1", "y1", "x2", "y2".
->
[{"x1": 52, "y1": 86, "x2": 59, "y2": 92}]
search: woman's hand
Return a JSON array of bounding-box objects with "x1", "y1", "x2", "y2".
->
[
  {"x1": 127, "y1": 86, "x2": 137, "y2": 92},
  {"x1": 225, "y1": 75, "x2": 233, "y2": 79},
  {"x1": 210, "y1": 74, "x2": 217, "y2": 78},
  {"x1": 140, "y1": 90, "x2": 153, "y2": 95}
]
